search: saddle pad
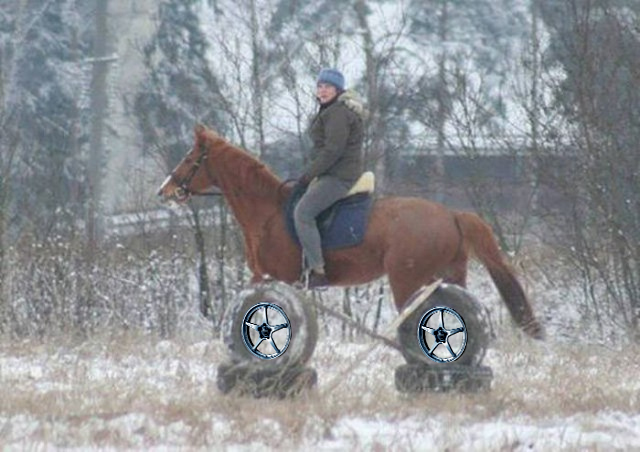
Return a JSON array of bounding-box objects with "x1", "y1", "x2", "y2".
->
[{"x1": 284, "y1": 185, "x2": 374, "y2": 251}]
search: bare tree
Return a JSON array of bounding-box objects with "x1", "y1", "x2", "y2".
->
[
  {"x1": 134, "y1": 0, "x2": 225, "y2": 324},
  {"x1": 0, "y1": 75, "x2": 15, "y2": 313},
  {"x1": 537, "y1": 0, "x2": 640, "y2": 337}
]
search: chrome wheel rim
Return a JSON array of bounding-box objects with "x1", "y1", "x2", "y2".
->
[
  {"x1": 417, "y1": 306, "x2": 467, "y2": 363},
  {"x1": 242, "y1": 302, "x2": 292, "y2": 360}
]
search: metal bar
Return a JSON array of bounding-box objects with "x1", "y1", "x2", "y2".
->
[
  {"x1": 314, "y1": 303, "x2": 403, "y2": 352},
  {"x1": 319, "y1": 280, "x2": 442, "y2": 396}
]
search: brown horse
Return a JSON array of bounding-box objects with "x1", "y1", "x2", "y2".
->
[{"x1": 158, "y1": 125, "x2": 544, "y2": 339}]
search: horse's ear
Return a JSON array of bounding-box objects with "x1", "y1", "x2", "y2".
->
[{"x1": 194, "y1": 124, "x2": 207, "y2": 137}]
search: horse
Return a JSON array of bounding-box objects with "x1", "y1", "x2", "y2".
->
[{"x1": 158, "y1": 125, "x2": 544, "y2": 339}]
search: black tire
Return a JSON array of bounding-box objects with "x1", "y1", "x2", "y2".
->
[
  {"x1": 395, "y1": 363, "x2": 493, "y2": 393},
  {"x1": 217, "y1": 362, "x2": 317, "y2": 398},
  {"x1": 223, "y1": 282, "x2": 319, "y2": 368},
  {"x1": 397, "y1": 284, "x2": 490, "y2": 367}
]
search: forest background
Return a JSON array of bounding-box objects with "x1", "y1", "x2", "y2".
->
[{"x1": 0, "y1": 0, "x2": 638, "y2": 343}]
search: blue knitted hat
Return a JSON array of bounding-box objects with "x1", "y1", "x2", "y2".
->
[{"x1": 317, "y1": 68, "x2": 345, "y2": 91}]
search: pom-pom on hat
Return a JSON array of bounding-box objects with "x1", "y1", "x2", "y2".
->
[{"x1": 317, "y1": 68, "x2": 345, "y2": 91}]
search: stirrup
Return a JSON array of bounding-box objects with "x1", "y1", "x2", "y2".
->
[
  {"x1": 293, "y1": 269, "x2": 311, "y2": 290},
  {"x1": 298, "y1": 253, "x2": 328, "y2": 290},
  {"x1": 308, "y1": 270, "x2": 329, "y2": 290}
]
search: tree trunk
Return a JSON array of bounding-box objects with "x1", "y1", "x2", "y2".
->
[
  {"x1": 354, "y1": 0, "x2": 386, "y2": 190},
  {"x1": 190, "y1": 204, "x2": 213, "y2": 321}
]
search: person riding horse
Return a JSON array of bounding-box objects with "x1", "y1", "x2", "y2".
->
[
  {"x1": 294, "y1": 68, "x2": 367, "y2": 288},
  {"x1": 158, "y1": 125, "x2": 545, "y2": 340}
]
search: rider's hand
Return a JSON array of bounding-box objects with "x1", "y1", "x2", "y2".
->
[{"x1": 298, "y1": 174, "x2": 312, "y2": 186}]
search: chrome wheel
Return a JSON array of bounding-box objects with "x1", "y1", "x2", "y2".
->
[
  {"x1": 242, "y1": 302, "x2": 292, "y2": 360},
  {"x1": 418, "y1": 306, "x2": 467, "y2": 363},
  {"x1": 224, "y1": 282, "x2": 318, "y2": 367},
  {"x1": 398, "y1": 284, "x2": 489, "y2": 366}
]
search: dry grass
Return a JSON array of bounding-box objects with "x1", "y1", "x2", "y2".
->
[
  {"x1": 1, "y1": 327, "x2": 639, "y2": 450},
  {"x1": 2, "y1": 239, "x2": 637, "y2": 449}
]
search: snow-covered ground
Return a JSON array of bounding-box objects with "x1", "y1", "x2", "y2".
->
[
  {"x1": 2, "y1": 242, "x2": 637, "y2": 450},
  {"x1": 1, "y1": 326, "x2": 639, "y2": 450}
]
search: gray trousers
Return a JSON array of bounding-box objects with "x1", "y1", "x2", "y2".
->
[{"x1": 293, "y1": 176, "x2": 352, "y2": 272}]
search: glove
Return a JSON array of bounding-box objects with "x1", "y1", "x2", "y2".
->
[
  {"x1": 296, "y1": 174, "x2": 311, "y2": 187},
  {"x1": 292, "y1": 174, "x2": 311, "y2": 194},
  {"x1": 298, "y1": 174, "x2": 312, "y2": 186}
]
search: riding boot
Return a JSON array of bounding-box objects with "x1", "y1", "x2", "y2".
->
[{"x1": 307, "y1": 270, "x2": 330, "y2": 289}]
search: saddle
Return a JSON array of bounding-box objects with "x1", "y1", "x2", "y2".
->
[{"x1": 284, "y1": 172, "x2": 375, "y2": 250}]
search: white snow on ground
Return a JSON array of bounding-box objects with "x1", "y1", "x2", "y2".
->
[
  {"x1": 2, "y1": 250, "x2": 638, "y2": 450},
  {"x1": 2, "y1": 330, "x2": 640, "y2": 450}
]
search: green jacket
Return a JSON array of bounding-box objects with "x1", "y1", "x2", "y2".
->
[{"x1": 303, "y1": 91, "x2": 366, "y2": 184}]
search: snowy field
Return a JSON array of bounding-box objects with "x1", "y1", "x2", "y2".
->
[
  {"x1": 1, "y1": 247, "x2": 639, "y2": 451},
  {"x1": 2, "y1": 325, "x2": 640, "y2": 450}
]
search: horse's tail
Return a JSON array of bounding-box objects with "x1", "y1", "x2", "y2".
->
[{"x1": 454, "y1": 211, "x2": 544, "y2": 339}]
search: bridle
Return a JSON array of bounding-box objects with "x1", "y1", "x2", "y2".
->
[
  {"x1": 162, "y1": 141, "x2": 293, "y2": 203},
  {"x1": 168, "y1": 142, "x2": 221, "y2": 201}
]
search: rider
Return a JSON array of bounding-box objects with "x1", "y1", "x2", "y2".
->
[{"x1": 294, "y1": 68, "x2": 366, "y2": 288}]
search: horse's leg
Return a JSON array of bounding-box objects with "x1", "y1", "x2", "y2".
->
[
  {"x1": 443, "y1": 251, "x2": 469, "y2": 287},
  {"x1": 243, "y1": 234, "x2": 266, "y2": 284},
  {"x1": 385, "y1": 255, "x2": 438, "y2": 312},
  {"x1": 386, "y1": 245, "x2": 467, "y2": 311}
]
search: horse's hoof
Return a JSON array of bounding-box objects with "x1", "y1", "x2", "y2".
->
[{"x1": 526, "y1": 320, "x2": 546, "y2": 340}]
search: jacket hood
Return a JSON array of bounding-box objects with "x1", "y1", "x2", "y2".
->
[{"x1": 338, "y1": 90, "x2": 369, "y2": 120}]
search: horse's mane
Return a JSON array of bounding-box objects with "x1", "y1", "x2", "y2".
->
[{"x1": 201, "y1": 129, "x2": 284, "y2": 199}]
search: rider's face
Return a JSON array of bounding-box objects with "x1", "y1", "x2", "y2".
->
[{"x1": 316, "y1": 82, "x2": 339, "y2": 105}]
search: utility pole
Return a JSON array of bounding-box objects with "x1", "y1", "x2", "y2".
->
[
  {"x1": 435, "y1": 0, "x2": 449, "y2": 203},
  {"x1": 88, "y1": 0, "x2": 111, "y2": 249},
  {"x1": 0, "y1": 0, "x2": 28, "y2": 321},
  {"x1": 0, "y1": 58, "x2": 6, "y2": 317}
]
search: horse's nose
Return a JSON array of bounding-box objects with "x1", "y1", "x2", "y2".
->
[
  {"x1": 157, "y1": 186, "x2": 173, "y2": 203},
  {"x1": 157, "y1": 176, "x2": 172, "y2": 200}
]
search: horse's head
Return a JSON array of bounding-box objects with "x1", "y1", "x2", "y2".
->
[{"x1": 157, "y1": 124, "x2": 220, "y2": 203}]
